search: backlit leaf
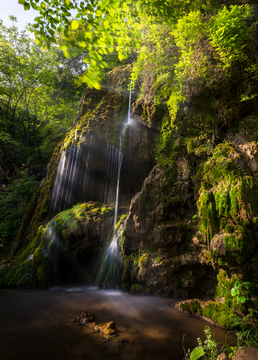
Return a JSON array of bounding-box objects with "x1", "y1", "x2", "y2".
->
[{"x1": 71, "y1": 20, "x2": 79, "y2": 30}]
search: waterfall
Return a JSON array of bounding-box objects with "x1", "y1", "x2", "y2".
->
[
  {"x1": 128, "y1": 81, "x2": 132, "y2": 123},
  {"x1": 113, "y1": 85, "x2": 132, "y2": 236},
  {"x1": 96, "y1": 88, "x2": 132, "y2": 289},
  {"x1": 48, "y1": 84, "x2": 132, "y2": 287},
  {"x1": 48, "y1": 138, "x2": 102, "y2": 219}
]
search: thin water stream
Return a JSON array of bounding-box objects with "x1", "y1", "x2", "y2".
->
[
  {"x1": 96, "y1": 88, "x2": 132, "y2": 288},
  {"x1": 0, "y1": 286, "x2": 236, "y2": 360}
]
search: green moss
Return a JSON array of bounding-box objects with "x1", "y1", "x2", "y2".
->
[
  {"x1": 179, "y1": 299, "x2": 241, "y2": 330},
  {"x1": 202, "y1": 302, "x2": 240, "y2": 330},
  {"x1": 197, "y1": 143, "x2": 258, "y2": 257},
  {"x1": 131, "y1": 283, "x2": 151, "y2": 294},
  {"x1": 115, "y1": 214, "x2": 127, "y2": 231},
  {"x1": 138, "y1": 253, "x2": 150, "y2": 268},
  {"x1": 180, "y1": 303, "x2": 190, "y2": 312},
  {"x1": 180, "y1": 300, "x2": 202, "y2": 314},
  {"x1": 224, "y1": 224, "x2": 234, "y2": 233},
  {"x1": 198, "y1": 190, "x2": 219, "y2": 243},
  {"x1": 64, "y1": 139, "x2": 72, "y2": 150}
]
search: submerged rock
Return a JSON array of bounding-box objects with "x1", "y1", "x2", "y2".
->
[{"x1": 73, "y1": 311, "x2": 126, "y2": 343}]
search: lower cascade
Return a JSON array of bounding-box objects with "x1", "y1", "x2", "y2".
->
[{"x1": 95, "y1": 232, "x2": 121, "y2": 289}]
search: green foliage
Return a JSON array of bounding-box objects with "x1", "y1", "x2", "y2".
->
[
  {"x1": 0, "y1": 21, "x2": 81, "y2": 174},
  {"x1": 0, "y1": 176, "x2": 38, "y2": 250},
  {"x1": 185, "y1": 327, "x2": 220, "y2": 360},
  {"x1": 25, "y1": 0, "x2": 141, "y2": 88},
  {"x1": 235, "y1": 318, "x2": 258, "y2": 348},
  {"x1": 231, "y1": 280, "x2": 253, "y2": 305},
  {"x1": 189, "y1": 346, "x2": 205, "y2": 360},
  {"x1": 172, "y1": 10, "x2": 207, "y2": 91},
  {"x1": 208, "y1": 5, "x2": 253, "y2": 68},
  {"x1": 186, "y1": 321, "x2": 258, "y2": 360}
]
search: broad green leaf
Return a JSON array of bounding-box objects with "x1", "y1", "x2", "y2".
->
[
  {"x1": 24, "y1": 2, "x2": 31, "y2": 10},
  {"x1": 190, "y1": 347, "x2": 205, "y2": 360}
]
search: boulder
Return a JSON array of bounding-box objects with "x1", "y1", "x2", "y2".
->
[{"x1": 232, "y1": 346, "x2": 258, "y2": 360}]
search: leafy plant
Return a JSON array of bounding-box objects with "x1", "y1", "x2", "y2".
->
[
  {"x1": 184, "y1": 327, "x2": 219, "y2": 360},
  {"x1": 185, "y1": 319, "x2": 258, "y2": 360},
  {"x1": 208, "y1": 5, "x2": 253, "y2": 68},
  {"x1": 235, "y1": 317, "x2": 258, "y2": 348},
  {"x1": 231, "y1": 280, "x2": 252, "y2": 305}
]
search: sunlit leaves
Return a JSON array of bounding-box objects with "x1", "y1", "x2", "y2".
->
[
  {"x1": 71, "y1": 20, "x2": 79, "y2": 30},
  {"x1": 172, "y1": 11, "x2": 203, "y2": 50},
  {"x1": 208, "y1": 5, "x2": 252, "y2": 68},
  {"x1": 22, "y1": 0, "x2": 142, "y2": 88}
]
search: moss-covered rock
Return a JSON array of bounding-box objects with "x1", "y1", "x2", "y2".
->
[
  {"x1": 176, "y1": 299, "x2": 241, "y2": 330},
  {"x1": 0, "y1": 202, "x2": 114, "y2": 288},
  {"x1": 194, "y1": 143, "x2": 258, "y2": 314},
  {"x1": 121, "y1": 160, "x2": 216, "y2": 297}
]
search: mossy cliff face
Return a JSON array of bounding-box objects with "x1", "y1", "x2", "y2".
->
[
  {"x1": 0, "y1": 202, "x2": 114, "y2": 288},
  {"x1": 121, "y1": 161, "x2": 216, "y2": 298},
  {"x1": 120, "y1": 138, "x2": 258, "y2": 317},
  {"x1": 196, "y1": 143, "x2": 258, "y2": 316}
]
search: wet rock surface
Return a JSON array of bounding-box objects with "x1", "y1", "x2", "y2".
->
[
  {"x1": 73, "y1": 311, "x2": 125, "y2": 342},
  {"x1": 122, "y1": 163, "x2": 216, "y2": 298}
]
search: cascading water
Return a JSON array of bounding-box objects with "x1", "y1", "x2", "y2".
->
[
  {"x1": 96, "y1": 88, "x2": 132, "y2": 288},
  {"x1": 48, "y1": 85, "x2": 132, "y2": 287},
  {"x1": 49, "y1": 139, "x2": 95, "y2": 219}
]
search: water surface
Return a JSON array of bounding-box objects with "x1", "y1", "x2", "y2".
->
[{"x1": 0, "y1": 286, "x2": 236, "y2": 360}]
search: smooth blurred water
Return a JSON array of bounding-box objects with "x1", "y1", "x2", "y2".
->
[{"x1": 0, "y1": 286, "x2": 236, "y2": 360}]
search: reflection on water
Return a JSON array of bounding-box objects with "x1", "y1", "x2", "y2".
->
[
  {"x1": 0, "y1": 286, "x2": 236, "y2": 360},
  {"x1": 50, "y1": 286, "x2": 83, "y2": 292}
]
